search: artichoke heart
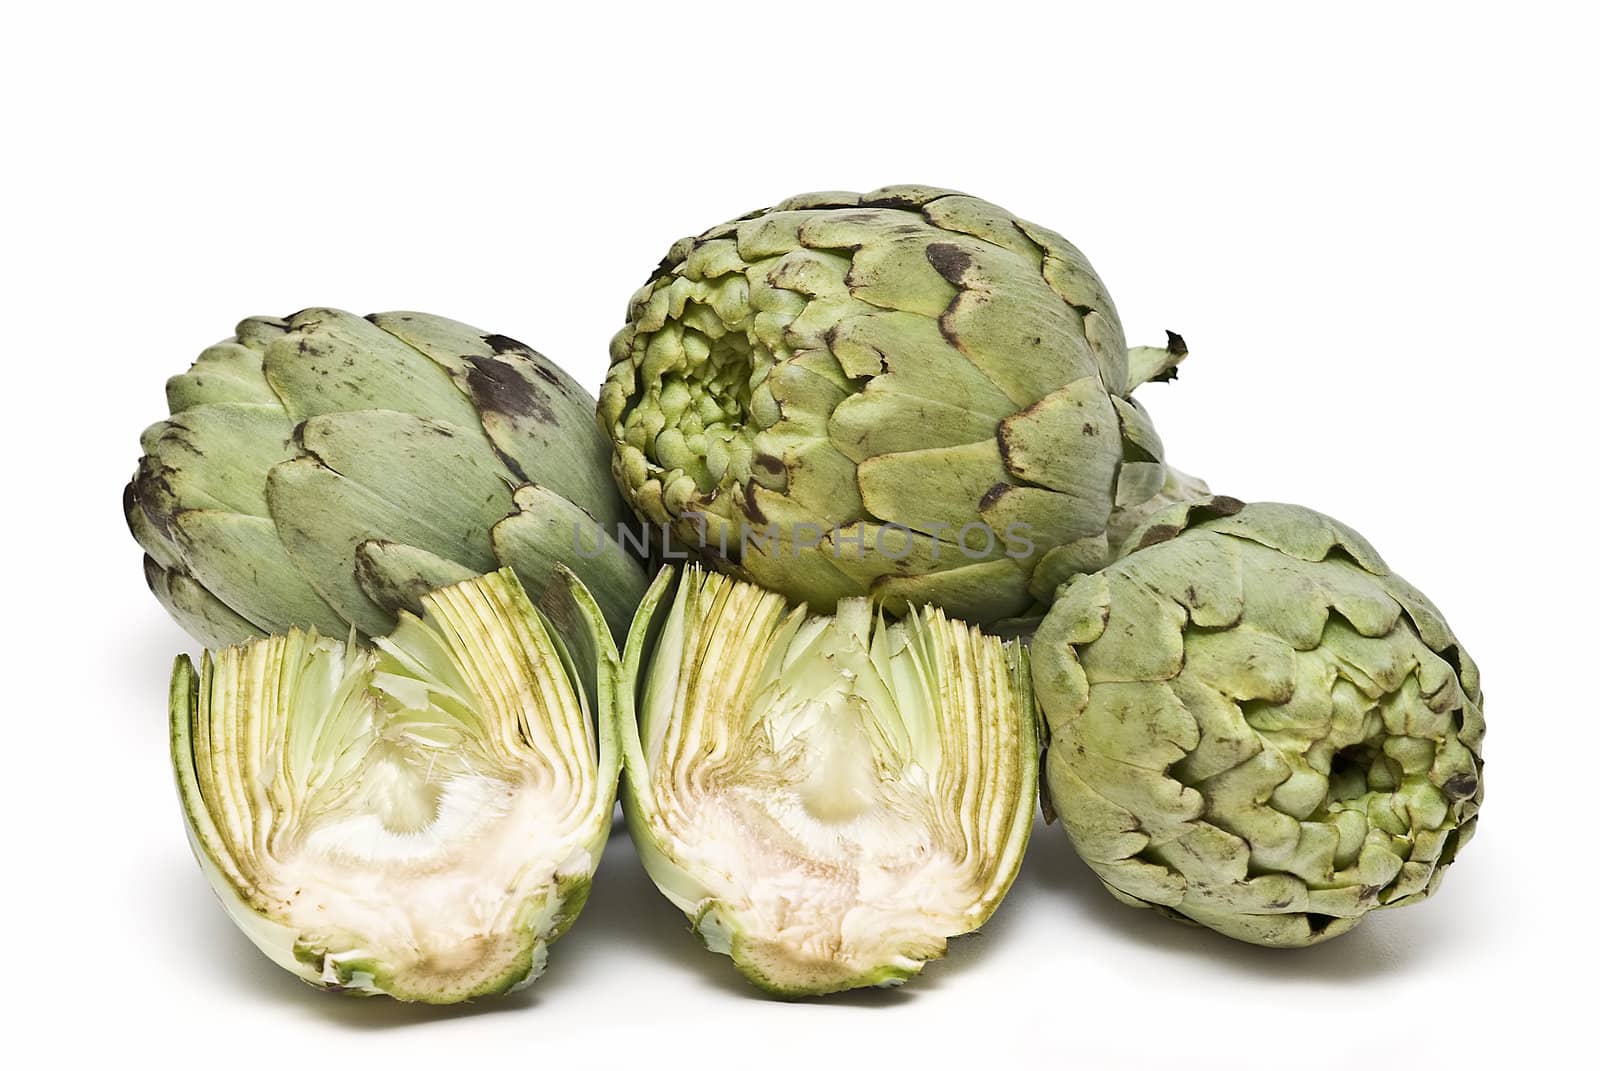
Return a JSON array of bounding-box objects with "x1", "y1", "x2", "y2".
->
[
  {"x1": 169, "y1": 568, "x2": 621, "y2": 1002},
  {"x1": 1034, "y1": 499, "x2": 1484, "y2": 947},
  {"x1": 620, "y1": 566, "x2": 1035, "y2": 995}
]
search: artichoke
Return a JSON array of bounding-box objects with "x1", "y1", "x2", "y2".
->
[
  {"x1": 170, "y1": 568, "x2": 620, "y2": 1002},
  {"x1": 128, "y1": 308, "x2": 648, "y2": 647},
  {"x1": 599, "y1": 185, "x2": 1184, "y2": 626},
  {"x1": 1033, "y1": 499, "x2": 1484, "y2": 947},
  {"x1": 619, "y1": 566, "x2": 1035, "y2": 995}
]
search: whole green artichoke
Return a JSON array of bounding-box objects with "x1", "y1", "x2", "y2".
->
[
  {"x1": 599, "y1": 185, "x2": 1184, "y2": 626},
  {"x1": 1033, "y1": 499, "x2": 1483, "y2": 946},
  {"x1": 127, "y1": 309, "x2": 648, "y2": 646}
]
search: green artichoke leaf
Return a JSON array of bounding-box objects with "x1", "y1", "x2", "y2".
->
[
  {"x1": 754, "y1": 400, "x2": 863, "y2": 523},
  {"x1": 491, "y1": 484, "x2": 650, "y2": 645},
  {"x1": 737, "y1": 517, "x2": 1041, "y2": 625},
  {"x1": 827, "y1": 317, "x2": 1015, "y2": 459},
  {"x1": 172, "y1": 510, "x2": 348, "y2": 636},
  {"x1": 367, "y1": 312, "x2": 628, "y2": 530},
  {"x1": 734, "y1": 520, "x2": 879, "y2": 612},
  {"x1": 143, "y1": 555, "x2": 266, "y2": 650},
  {"x1": 233, "y1": 314, "x2": 292, "y2": 353},
  {"x1": 1025, "y1": 534, "x2": 1116, "y2": 605},
  {"x1": 353, "y1": 541, "x2": 480, "y2": 619},
  {"x1": 170, "y1": 568, "x2": 620, "y2": 1003},
  {"x1": 125, "y1": 480, "x2": 182, "y2": 572},
  {"x1": 979, "y1": 485, "x2": 1108, "y2": 551},
  {"x1": 1126, "y1": 331, "x2": 1189, "y2": 391},
  {"x1": 847, "y1": 237, "x2": 964, "y2": 320},
  {"x1": 995, "y1": 377, "x2": 1122, "y2": 506},
  {"x1": 870, "y1": 556, "x2": 1037, "y2": 626},
  {"x1": 293, "y1": 409, "x2": 515, "y2": 539},
  {"x1": 1035, "y1": 500, "x2": 1484, "y2": 947},
  {"x1": 264, "y1": 308, "x2": 486, "y2": 427},
  {"x1": 135, "y1": 403, "x2": 293, "y2": 523},
  {"x1": 933, "y1": 241, "x2": 1103, "y2": 405},
  {"x1": 856, "y1": 440, "x2": 1015, "y2": 540},
  {"x1": 264, "y1": 410, "x2": 513, "y2": 636},
  {"x1": 920, "y1": 194, "x2": 1050, "y2": 264},
  {"x1": 620, "y1": 566, "x2": 1035, "y2": 996},
  {"x1": 1103, "y1": 465, "x2": 1217, "y2": 558},
  {"x1": 165, "y1": 341, "x2": 277, "y2": 410},
  {"x1": 1013, "y1": 220, "x2": 1123, "y2": 342}
]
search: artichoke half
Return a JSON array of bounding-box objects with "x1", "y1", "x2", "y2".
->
[
  {"x1": 620, "y1": 566, "x2": 1036, "y2": 995},
  {"x1": 170, "y1": 568, "x2": 620, "y2": 1002},
  {"x1": 128, "y1": 308, "x2": 648, "y2": 647},
  {"x1": 1033, "y1": 500, "x2": 1484, "y2": 947},
  {"x1": 599, "y1": 185, "x2": 1185, "y2": 627}
]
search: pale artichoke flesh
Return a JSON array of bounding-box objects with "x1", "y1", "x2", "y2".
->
[
  {"x1": 620, "y1": 566, "x2": 1035, "y2": 995},
  {"x1": 169, "y1": 568, "x2": 621, "y2": 1001}
]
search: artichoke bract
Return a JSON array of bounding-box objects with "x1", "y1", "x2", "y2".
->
[
  {"x1": 1033, "y1": 499, "x2": 1483, "y2": 947},
  {"x1": 599, "y1": 186, "x2": 1183, "y2": 626},
  {"x1": 620, "y1": 566, "x2": 1035, "y2": 995},
  {"x1": 170, "y1": 568, "x2": 620, "y2": 1002},
  {"x1": 128, "y1": 308, "x2": 647, "y2": 647}
]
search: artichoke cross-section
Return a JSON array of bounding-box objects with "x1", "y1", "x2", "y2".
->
[
  {"x1": 169, "y1": 568, "x2": 621, "y2": 1001},
  {"x1": 619, "y1": 566, "x2": 1036, "y2": 995}
]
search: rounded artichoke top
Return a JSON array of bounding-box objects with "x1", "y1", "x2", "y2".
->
[
  {"x1": 127, "y1": 309, "x2": 646, "y2": 648},
  {"x1": 1033, "y1": 498, "x2": 1484, "y2": 947},
  {"x1": 600, "y1": 185, "x2": 1177, "y2": 625}
]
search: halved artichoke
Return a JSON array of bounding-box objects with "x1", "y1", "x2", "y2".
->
[
  {"x1": 169, "y1": 568, "x2": 620, "y2": 1002},
  {"x1": 620, "y1": 566, "x2": 1035, "y2": 995}
]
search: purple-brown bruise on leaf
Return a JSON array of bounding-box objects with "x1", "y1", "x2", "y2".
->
[
  {"x1": 978, "y1": 482, "x2": 1013, "y2": 512},
  {"x1": 739, "y1": 479, "x2": 768, "y2": 526},
  {"x1": 131, "y1": 461, "x2": 180, "y2": 537},
  {"x1": 1133, "y1": 524, "x2": 1183, "y2": 551},
  {"x1": 923, "y1": 242, "x2": 974, "y2": 286},
  {"x1": 1133, "y1": 496, "x2": 1247, "y2": 551},
  {"x1": 860, "y1": 192, "x2": 926, "y2": 211},
  {"x1": 481, "y1": 333, "x2": 534, "y2": 356},
  {"x1": 464, "y1": 355, "x2": 556, "y2": 425}
]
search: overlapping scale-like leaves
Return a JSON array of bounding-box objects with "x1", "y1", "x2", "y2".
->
[
  {"x1": 1032, "y1": 499, "x2": 1484, "y2": 946},
  {"x1": 129, "y1": 308, "x2": 646, "y2": 647},
  {"x1": 599, "y1": 186, "x2": 1184, "y2": 626}
]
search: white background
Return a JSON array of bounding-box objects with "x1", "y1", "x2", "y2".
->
[{"x1": 3, "y1": 2, "x2": 1594, "y2": 1066}]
